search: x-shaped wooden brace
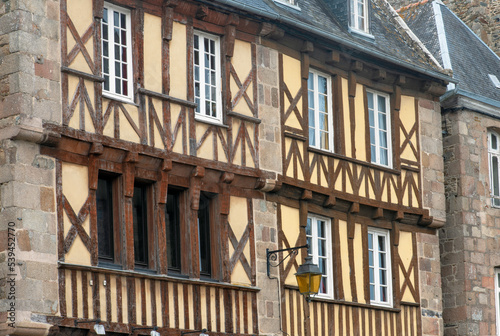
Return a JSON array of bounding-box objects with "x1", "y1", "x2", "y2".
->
[
  {"x1": 230, "y1": 64, "x2": 255, "y2": 116},
  {"x1": 283, "y1": 83, "x2": 303, "y2": 129},
  {"x1": 399, "y1": 257, "x2": 417, "y2": 301},
  {"x1": 65, "y1": 13, "x2": 96, "y2": 72},
  {"x1": 400, "y1": 123, "x2": 418, "y2": 159},
  {"x1": 62, "y1": 194, "x2": 92, "y2": 254},
  {"x1": 228, "y1": 222, "x2": 252, "y2": 281}
]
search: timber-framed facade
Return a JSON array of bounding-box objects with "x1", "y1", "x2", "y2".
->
[{"x1": 0, "y1": 0, "x2": 450, "y2": 335}]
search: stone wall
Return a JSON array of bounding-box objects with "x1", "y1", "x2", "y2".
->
[
  {"x1": 441, "y1": 107, "x2": 500, "y2": 336},
  {"x1": 0, "y1": 0, "x2": 61, "y2": 335},
  {"x1": 255, "y1": 44, "x2": 282, "y2": 336},
  {"x1": 418, "y1": 97, "x2": 446, "y2": 335}
]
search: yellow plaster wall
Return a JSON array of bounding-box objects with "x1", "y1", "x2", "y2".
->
[
  {"x1": 353, "y1": 223, "x2": 366, "y2": 304},
  {"x1": 229, "y1": 196, "x2": 252, "y2": 285},
  {"x1": 281, "y1": 205, "x2": 301, "y2": 286},
  {"x1": 399, "y1": 231, "x2": 416, "y2": 303},
  {"x1": 144, "y1": 13, "x2": 162, "y2": 93},
  {"x1": 67, "y1": 77, "x2": 96, "y2": 133},
  {"x1": 341, "y1": 78, "x2": 351, "y2": 157},
  {"x1": 66, "y1": 0, "x2": 94, "y2": 73},
  {"x1": 245, "y1": 123, "x2": 256, "y2": 168},
  {"x1": 102, "y1": 99, "x2": 115, "y2": 138},
  {"x1": 231, "y1": 40, "x2": 253, "y2": 117},
  {"x1": 170, "y1": 22, "x2": 187, "y2": 100},
  {"x1": 197, "y1": 123, "x2": 213, "y2": 161},
  {"x1": 354, "y1": 84, "x2": 367, "y2": 160},
  {"x1": 400, "y1": 96, "x2": 417, "y2": 162},
  {"x1": 282, "y1": 54, "x2": 302, "y2": 130},
  {"x1": 338, "y1": 220, "x2": 352, "y2": 302}
]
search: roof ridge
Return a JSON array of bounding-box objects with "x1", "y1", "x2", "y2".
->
[{"x1": 396, "y1": 0, "x2": 430, "y2": 13}]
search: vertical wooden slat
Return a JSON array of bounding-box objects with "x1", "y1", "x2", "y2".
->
[
  {"x1": 224, "y1": 289, "x2": 233, "y2": 333},
  {"x1": 92, "y1": 272, "x2": 100, "y2": 319},
  {"x1": 82, "y1": 272, "x2": 88, "y2": 318},
  {"x1": 243, "y1": 292, "x2": 248, "y2": 335},
  {"x1": 297, "y1": 291, "x2": 302, "y2": 336},
  {"x1": 127, "y1": 277, "x2": 136, "y2": 324},
  {"x1": 116, "y1": 276, "x2": 122, "y2": 323},
  {"x1": 183, "y1": 284, "x2": 190, "y2": 329},
  {"x1": 105, "y1": 273, "x2": 111, "y2": 322},
  {"x1": 215, "y1": 287, "x2": 221, "y2": 332},
  {"x1": 150, "y1": 280, "x2": 157, "y2": 326},
  {"x1": 338, "y1": 304, "x2": 343, "y2": 335},
  {"x1": 173, "y1": 282, "x2": 179, "y2": 329},
  {"x1": 234, "y1": 290, "x2": 240, "y2": 334},
  {"x1": 193, "y1": 285, "x2": 201, "y2": 330},
  {"x1": 252, "y1": 291, "x2": 258, "y2": 335},
  {"x1": 161, "y1": 281, "x2": 168, "y2": 327},
  {"x1": 206, "y1": 286, "x2": 212, "y2": 331},
  {"x1": 59, "y1": 269, "x2": 67, "y2": 317},
  {"x1": 71, "y1": 270, "x2": 78, "y2": 317}
]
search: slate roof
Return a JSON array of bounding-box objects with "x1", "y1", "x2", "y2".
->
[
  {"x1": 398, "y1": 0, "x2": 500, "y2": 107},
  {"x1": 216, "y1": 0, "x2": 450, "y2": 82}
]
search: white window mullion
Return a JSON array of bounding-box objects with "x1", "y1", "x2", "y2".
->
[
  {"x1": 308, "y1": 70, "x2": 333, "y2": 152},
  {"x1": 102, "y1": 3, "x2": 133, "y2": 101},
  {"x1": 368, "y1": 228, "x2": 392, "y2": 307},
  {"x1": 194, "y1": 31, "x2": 221, "y2": 123},
  {"x1": 306, "y1": 215, "x2": 333, "y2": 299}
]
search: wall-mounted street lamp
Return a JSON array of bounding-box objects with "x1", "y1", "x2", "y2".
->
[
  {"x1": 266, "y1": 244, "x2": 322, "y2": 302},
  {"x1": 74, "y1": 319, "x2": 106, "y2": 335}
]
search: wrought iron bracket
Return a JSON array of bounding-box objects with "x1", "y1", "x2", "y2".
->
[{"x1": 266, "y1": 244, "x2": 308, "y2": 278}]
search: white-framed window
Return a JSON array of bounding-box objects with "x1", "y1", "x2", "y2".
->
[
  {"x1": 194, "y1": 31, "x2": 222, "y2": 123},
  {"x1": 367, "y1": 90, "x2": 392, "y2": 167},
  {"x1": 495, "y1": 268, "x2": 500, "y2": 335},
  {"x1": 308, "y1": 70, "x2": 334, "y2": 152},
  {"x1": 273, "y1": 0, "x2": 300, "y2": 9},
  {"x1": 368, "y1": 228, "x2": 392, "y2": 307},
  {"x1": 489, "y1": 131, "x2": 500, "y2": 207},
  {"x1": 306, "y1": 214, "x2": 333, "y2": 298},
  {"x1": 350, "y1": 0, "x2": 369, "y2": 33},
  {"x1": 102, "y1": 3, "x2": 133, "y2": 100}
]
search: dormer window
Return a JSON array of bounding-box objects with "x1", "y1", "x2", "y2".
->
[
  {"x1": 350, "y1": 0, "x2": 369, "y2": 33},
  {"x1": 273, "y1": 0, "x2": 300, "y2": 10}
]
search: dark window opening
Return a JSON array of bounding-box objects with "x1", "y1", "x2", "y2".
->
[
  {"x1": 97, "y1": 177, "x2": 115, "y2": 263},
  {"x1": 133, "y1": 184, "x2": 149, "y2": 268},
  {"x1": 198, "y1": 193, "x2": 212, "y2": 277},
  {"x1": 166, "y1": 190, "x2": 181, "y2": 273}
]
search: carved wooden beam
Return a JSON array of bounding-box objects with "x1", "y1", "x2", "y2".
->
[
  {"x1": 324, "y1": 195, "x2": 336, "y2": 208},
  {"x1": 259, "y1": 22, "x2": 284, "y2": 40},
  {"x1": 348, "y1": 71, "x2": 357, "y2": 98},
  {"x1": 373, "y1": 69, "x2": 386, "y2": 82},
  {"x1": 189, "y1": 166, "x2": 205, "y2": 210},
  {"x1": 326, "y1": 50, "x2": 340, "y2": 65},
  {"x1": 301, "y1": 189, "x2": 313, "y2": 200},
  {"x1": 394, "y1": 85, "x2": 402, "y2": 112},
  {"x1": 94, "y1": 0, "x2": 104, "y2": 19},
  {"x1": 195, "y1": 5, "x2": 209, "y2": 20},
  {"x1": 350, "y1": 202, "x2": 360, "y2": 214},
  {"x1": 301, "y1": 41, "x2": 314, "y2": 53},
  {"x1": 350, "y1": 60, "x2": 363, "y2": 73},
  {"x1": 392, "y1": 221, "x2": 400, "y2": 246},
  {"x1": 373, "y1": 207, "x2": 384, "y2": 219},
  {"x1": 220, "y1": 172, "x2": 234, "y2": 215}
]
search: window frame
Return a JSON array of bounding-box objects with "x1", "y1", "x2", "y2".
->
[
  {"x1": 367, "y1": 227, "x2": 392, "y2": 307},
  {"x1": 102, "y1": 2, "x2": 134, "y2": 101},
  {"x1": 96, "y1": 174, "x2": 122, "y2": 267},
  {"x1": 488, "y1": 131, "x2": 500, "y2": 207},
  {"x1": 308, "y1": 69, "x2": 334, "y2": 153},
  {"x1": 193, "y1": 30, "x2": 223, "y2": 124},
  {"x1": 350, "y1": 0, "x2": 369, "y2": 33},
  {"x1": 367, "y1": 89, "x2": 392, "y2": 168},
  {"x1": 306, "y1": 214, "x2": 333, "y2": 299}
]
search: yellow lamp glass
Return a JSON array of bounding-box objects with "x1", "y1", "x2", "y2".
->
[{"x1": 295, "y1": 256, "x2": 322, "y2": 301}]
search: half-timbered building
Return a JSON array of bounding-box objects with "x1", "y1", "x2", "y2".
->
[{"x1": 0, "y1": 0, "x2": 451, "y2": 335}]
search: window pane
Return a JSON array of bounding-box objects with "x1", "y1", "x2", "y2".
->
[
  {"x1": 166, "y1": 192, "x2": 181, "y2": 272},
  {"x1": 378, "y1": 96, "x2": 386, "y2": 113},
  {"x1": 133, "y1": 185, "x2": 148, "y2": 267},
  {"x1": 493, "y1": 156, "x2": 499, "y2": 197},
  {"x1": 97, "y1": 177, "x2": 114, "y2": 262},
  {"x1": 492, "y1": 133, "x2": 498, "y2": 150},
  {"x1": 308, "y1": 72, "x2": 314, "y2": 90},
  {"x1": 367, "y1": 92, "x2": 374, "y2": 109},
  {"x1": 318, "y1": 76, "x2": 327, "y2": 94},
  {"x1": 198, "y1": 194, "x2": 212, "y2": 276}
]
